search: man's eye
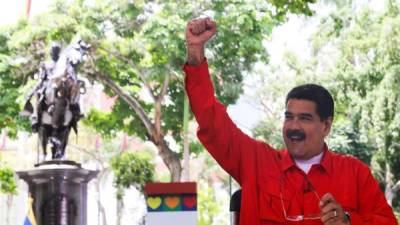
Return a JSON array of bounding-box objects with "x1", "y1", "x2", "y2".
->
[
  {"x1": 285, "y1": 114, "x2": 293, "y2": 120},
  {"x1": 300, "y1": 116, "x2": 312, "y2": 121}
]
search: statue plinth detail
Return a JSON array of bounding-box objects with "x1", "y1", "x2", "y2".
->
[{"x1": 18, "y1": 160, "x2": 98, "y2": 225}]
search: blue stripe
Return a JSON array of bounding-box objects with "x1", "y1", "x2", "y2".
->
[{"x1": 24, "y1": 217, "x2": 33, "y2": 225}]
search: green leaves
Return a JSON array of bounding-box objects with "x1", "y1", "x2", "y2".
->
[
  {"x1": 110, "y1": 151, "x2": 154, "y2": 198},
  {"x1": 270, "y1": 0, "x2": 316, "y2": 17},
  {"x1": 252, "y1": 1, "x2": 400, "y2": 210},
  {"x1": 0, "y1": 157, "x2": 17, "y2": 195},
  {"x1": 198, "y1": 183, "x2": 226, "y2": 225},
  {"x1": 83, "y1": 100, "x2": 150, "y2": 140},
  {"x1": 0, "y1": 0, "x2": 315, "y2": 139},
  {"x1": 0, "y1": 0, "x2": 316, "y2": 181}
]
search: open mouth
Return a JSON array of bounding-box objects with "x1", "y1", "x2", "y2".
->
[{"x1": 287, "y1": 130, "x2": 306, "y2": 142}]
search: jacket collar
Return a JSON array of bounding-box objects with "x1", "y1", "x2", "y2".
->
[{"x1": 281, "y1": 144, "x2": 333, "y2": 176}]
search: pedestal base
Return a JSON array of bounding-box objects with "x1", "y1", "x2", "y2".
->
[{"x1": 17, "y1": 160, "x2": 98, "y2": 225}]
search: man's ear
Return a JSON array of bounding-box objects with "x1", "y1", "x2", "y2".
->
[{"x1": 323, "y1": 116, "x2": 333, "y2": 137}]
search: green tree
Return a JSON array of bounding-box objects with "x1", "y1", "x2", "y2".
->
[
  {"x1": 311, "y1": 2, "x2": 400, "y2": 209},
  {"x1": 196, "y1": 149, "x2": 233, "y2": 225},
  {"x1": 198, "y1": 183, "x2": 228, "y2": 225},
  {"x1": 251, "y1": 1, "x2": 400, "y2": 212},
  {"x1": 0, "y1": 0, "x2": 315, "y2": 181},
  {"x1": 0, "y1": 156, "x2": 17, "y2": 225},
  {"x1": 110, "y1": 151, "x2": 154, "y2": 225},
  {"x1": 110, "y1": 151, "x2": 154, "y2": 195},
  {"x1": 0, "y1": 156, "x2": 17, "y2": 195},
  {"x1": 0, "y1": 23, "x2": 31, "y2": 138}
]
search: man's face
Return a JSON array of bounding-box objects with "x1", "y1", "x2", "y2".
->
[{"x1": 282, "y1": 99, "x2": 332, "y2": 160}]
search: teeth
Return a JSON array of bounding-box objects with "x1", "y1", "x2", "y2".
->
[{"x1": 291, "y1": 137, "x2": 303, "y2": 141}]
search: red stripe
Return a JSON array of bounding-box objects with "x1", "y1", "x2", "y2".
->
[{"x1": 145, "y1": 182, "x2": 196, "y2": 195}]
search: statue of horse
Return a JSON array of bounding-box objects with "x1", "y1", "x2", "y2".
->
[{"x1": 22, "y1": 40, "x2": 90, "y2": 160}]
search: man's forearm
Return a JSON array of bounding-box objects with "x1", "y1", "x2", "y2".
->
[{"x1": 186, "y1": 45, "x2": 205, "y2": 66}]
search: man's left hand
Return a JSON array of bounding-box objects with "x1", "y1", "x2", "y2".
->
[{"x1": 319, "y1": 193, "x2": 350, "y2": 225}]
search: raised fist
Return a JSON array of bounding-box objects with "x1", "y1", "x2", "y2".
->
[
  {"x1": 185, "y1": 17, "x2": 216, "y2": 65},
  {"x1": 186, "y1": 17, "x2": 217, "y2": 46}
]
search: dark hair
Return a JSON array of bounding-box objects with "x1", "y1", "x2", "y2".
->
[{"x1": 285, "y1": 84, "x2": 334, "y2": 121}]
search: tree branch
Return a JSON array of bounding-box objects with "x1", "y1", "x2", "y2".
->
[
  {"x1": 393, "y1": 179, "x2": 400, "y2": 192},
  {"x1": 84, "y1": 59, "x2": 156, "y2": 137},
  {"x1": 96, "y1": 45, "x2": 156, "y2": 102},
  {"x1": 154, "y1": 74, "x2": 169, "y2": 136},
  {"x1": 158, "y1": 74, "x2": 170, "y2": 101},
  {"x1": 68, "y1": 144, "x2": 104, "y2": 168},
  {"x1": 84, "y1": 56, "x2": 182, "y2": 181}
]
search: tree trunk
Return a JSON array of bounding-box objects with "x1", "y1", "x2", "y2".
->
[
  {"x1": 151, "y1": 134, "x2": 182, "y2": 182},
  {"x1": 0, "y1": 129, "x2": 7, "y2": 150},
  {"x1": 390, "y1": 179, "x2": 400, "y2": 204},
  {"x1": 116, "y1": 196, "x2": 123, "y2": 225},
  {"x1": 96, "y1": 170, "x2": 109, "y2": 225},
  {"x1": 384, "y1": 162, "x2": 395, "y2": 206},
  {"x1": 182, "y1": 96, "x2": 190, "y2": 181},
  {"x1": 385, "y1": 173, "x2": 400, "y2": 206},
  {"x1": 6, "y1": 194, "x2": 12, "y2": 225},
  {"x1": 85, "y1": 69, "x2": 182, "y2": 181}
]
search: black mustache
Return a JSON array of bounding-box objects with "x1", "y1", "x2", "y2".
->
[{"x1": 286, "y1": 130, "x2": 306, "y2": 140}]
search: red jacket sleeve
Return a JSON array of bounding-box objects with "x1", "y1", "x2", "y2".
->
[
  {"x1": 350, "y1": 162, "x2": 398, "y2": 225},
  {"x1": 183, "y1": 60, "x2": 264, "y2": 184}
]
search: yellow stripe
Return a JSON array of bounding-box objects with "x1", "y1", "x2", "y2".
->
[{"x1": 27, "y1": 196, "x2": 38, "y2": 225}]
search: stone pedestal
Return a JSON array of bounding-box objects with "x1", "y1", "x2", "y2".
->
[{"x1": 17, "y1": 160, "x2": 98, "y2": 225}]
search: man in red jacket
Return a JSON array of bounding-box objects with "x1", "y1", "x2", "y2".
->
[{"x1": 183, "y1": 17, "x2": 398, "y2": 225}]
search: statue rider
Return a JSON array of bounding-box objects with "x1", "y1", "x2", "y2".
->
[
  {"x1": 64, "y1": 40, "x2": 90, "y2": 123},
  {"x1": 29, "y1": 43, "x2": 62, "y2": 132}
]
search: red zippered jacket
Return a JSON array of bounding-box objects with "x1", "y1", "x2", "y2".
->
[{"x1": 184, "y1": 60, "x2": 398, "y2": 225}]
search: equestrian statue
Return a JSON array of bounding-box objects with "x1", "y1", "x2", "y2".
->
[{"x1": 21, "y1": 39, "x2": 90, "y2": 160}]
